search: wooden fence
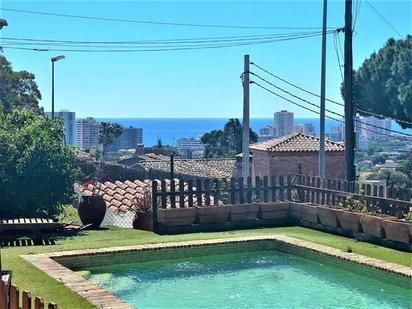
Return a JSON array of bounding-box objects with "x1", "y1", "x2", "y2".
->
[
  {"x1": 0, "y1": 279, "x2": 57, "y2": 309},
  {"x1": 152, "y1": 175, "x2": 293, "y2": 207},
  {"x1": 152, "y1": 175, "x2": 412, "y2": 220},
  {"x1": 294, "y1": 175, "x2": 412, "y2": 216}
]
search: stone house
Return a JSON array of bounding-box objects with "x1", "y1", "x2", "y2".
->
[{"x1": 250, "y1": 133, "x2": 345, "y2": 179}]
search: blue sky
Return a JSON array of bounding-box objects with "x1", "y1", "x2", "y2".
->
[{"x1": 0, "y1": 0, "x2": 410, "y2": 118}]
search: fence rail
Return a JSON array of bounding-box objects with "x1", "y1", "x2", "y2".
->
[
  {"x1": 0, "y1": 279, "x2": 58, "y2": 309},
  {"x1": 152, "y1": 175, "x2": 412, "y2": 222}
]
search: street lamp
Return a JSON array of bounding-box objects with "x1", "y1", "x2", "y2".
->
[
  {"x1": 51, "y1": 55, "x2": 65, "y2": 119},
  {"x1": 0, "y1": 18, "x2": 7, "y2": 29}
]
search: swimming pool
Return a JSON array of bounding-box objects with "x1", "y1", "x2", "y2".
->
[{"x1": 85, "y1": 250, "x2": 411, "y2": 308}]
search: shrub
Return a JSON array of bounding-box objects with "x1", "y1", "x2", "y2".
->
[{"x1": 0, "y1": 108, "x2": 79, "y2": 218}]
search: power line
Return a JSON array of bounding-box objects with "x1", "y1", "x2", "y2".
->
[
  {"x1": 365, "y1": 0, "x2": 403, "y2": 38},
  {"x1": 0, "y1": 7, "x2": 336, "y2": 30},
  {"x1": 251, "y1": 73, "x2": 412, "y2": 137},
  {"x1": 251, "y1": 61, "x2": 412, "y2": 126},
  {"x1": 250, "y1": 72, "x2": 344, "y2": 118},
  {"x1": 356, "y1": 109, "x2": 412, "y2": 126},
  {"x1": 332, "y1": 32, "x2": 344, "y2": 81},
  {"x1": 1, "y1": 31, "x2": 323, "y2": 45},
  {"x1": 0, "y1": 33, "x2": 326, "y2": 53},
  {"x1": 250, "y1": 60, "x2": 344, "y2": 107},
  {"x1": 251, "y1": 80, "x2": 411, "y2": 141},
  {"x1": 0, "y1": 32, "x2": 326, "y2": 49}
]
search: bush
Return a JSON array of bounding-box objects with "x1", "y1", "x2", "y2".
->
[{"x1": 0, "y1": 108, "x2": 79, "y2": 218}]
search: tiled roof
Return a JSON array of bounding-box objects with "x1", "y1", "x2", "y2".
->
[
  {"x1": 139, "y1": 158, "x2": 236, "y2": 179},
  {"x1": 250, "y1": 133, "x2": 345, "y2": 152},
  {"x1": 76, "y1": 179, "x2": 218, "y2": 213}
]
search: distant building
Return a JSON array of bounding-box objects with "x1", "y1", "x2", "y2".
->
[
  {"x1": 357, "y1": 116, "x2": 391, "y2": 139},
  {"x1": 46, "y1": 110, "x2": 76, "y2": 145},
  {"x1": 176, "y1": 137, "x2": 204, "y2": 159},
  {"x1": 274, "y1": 110, "x2": 294, "y2": 137},
  {"x1": 294, "y1": 124, "x2": 305, "y2": 134},
  {"x1": 250, "y1": 132, "x2": 345, "y2": 179},
  {"x1": 327, "y1": 124, "x2": 345, "y2": 142},
  {"x1": 106, "y1": 127, "x2": 143, "y2": 153},
  {"x1": 258, "y1": 125, "x2": 275, "y2": 142},
  {"x1": 76, "y1": 117, "x2": 100, "y2": 149},
  {"x1": 304, "y1": 123, "x2": 316, "y2": 136},
  {"x1": 259, "y1": 125, "x2": 274, "y2": 136}
]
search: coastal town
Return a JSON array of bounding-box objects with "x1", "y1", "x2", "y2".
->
[{"x1": 0, "y1": 1, "x2": 411, "y2": 309}]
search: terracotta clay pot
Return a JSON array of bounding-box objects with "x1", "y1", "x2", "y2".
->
[
  {"x1": 78, "y1": 195, "x2": 106, "y2": 228},
  {"x1": 229, "y1": 203, "x2": 259, "y2": 222},
  {"x1": 196, "y1": 206, "x2": 229, "y2": 224},
  {"x1": 317, "y1": 206, "x2": 339, "y2": 228},
  {"x1": 133, "y1": 211, "x2": 153, "y2": 231},
  {"x1": 157, "y1": 208, "x2": 195, "y2": 226},
  {"x1": 382, "y1": 220, "x2": 412, "y2": 244},
  {"x1": 299, "y1": 204, "x2": 318, "y2": 224},
  {"x1": 335, "y1": 209, "x2": 362, "y2": 233},
  {"x1": 259, "y1": 202, "x2": 290, "y2": 220}
]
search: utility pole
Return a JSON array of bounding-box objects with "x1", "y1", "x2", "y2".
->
[
  {"x1": 242, "y1": 55, "x2": 250, "y2": 180},
  {"x1": 344, "y1": 0, "x2": 356, "y2": 181},
  {"x1": 319, "y1": 0, "x2": 327, "y2": 178},
  {"x1": 52, "y1": 61, "x2": 55, "y2": 119}
]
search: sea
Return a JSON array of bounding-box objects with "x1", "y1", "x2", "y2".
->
[{"x1": 96, "y1": 118, "x2": 411, "y2": 147}]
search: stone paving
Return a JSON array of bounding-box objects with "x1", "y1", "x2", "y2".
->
[{"x1": 22, "y1": 235, "x2": 412, "y2": 309}]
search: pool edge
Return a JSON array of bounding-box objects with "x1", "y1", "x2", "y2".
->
[{"x1": 21, "y1": 235, "x2": 412, "y2": 309}]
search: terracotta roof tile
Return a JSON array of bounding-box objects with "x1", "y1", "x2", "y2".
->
[
  {"x1": 77, "y1": 179, "x2": 221, "y2": 213},
  {"x1": 250, "y1": 133, "x2": 345, "y2": 152}
]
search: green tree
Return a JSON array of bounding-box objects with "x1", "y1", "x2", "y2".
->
[
  {"x1": 351, "y1": 36, "x2": 412, "y2": 128},
  {"x1": 0, "y1": 108, "x2": 79, "y2": 218},
  {"x1": 99, "y1": 122, "x2": 123, "y2": 156},
  {"x1": 398, "y1": 151, "x2": 412, "y2": 179},
  {"x1": 371, "y1": 153, "x2": 386, "y2": 165},
  {"x1": 201, "y1": 118, "x2": 258, "y2": 158},
  {"x1": 0, "y1": 56, "x2": 42, "y2": 114}
]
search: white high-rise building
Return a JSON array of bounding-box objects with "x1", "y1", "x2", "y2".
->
[
  {"x1": 46, "y1": 110, "x2": 76, "y2": 145},
  {"x1": 76, "y1": 117, "x2": 100, "y2": 149},
  {"x1": 274, "y1": 110, "x2": 294, "y2": 137},
  {"x1": 356, "y1": 116, "x2": 391, "y2": 139}
]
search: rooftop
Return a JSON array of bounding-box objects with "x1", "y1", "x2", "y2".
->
[
  {"x1": 250, "y1": 132, "x2": 345, "y2": 153},
  {"x1": 77, "y1": 179, "x2": 219, "y2": 213}
]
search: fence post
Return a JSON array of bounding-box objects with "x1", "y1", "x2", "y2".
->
[
  {"x1": 170, "y1": 179, "x2": 176, "y2": 209},
  {"x1": 246, "y1": 177, "x2": 253, "y2": 203},
  {"x1": 196, "y1": 178, "x2": 203, "y2": 206},
  {"x1": 9, "y1": 285, "x2": 19, "y2": 309},
  {"x1": 271, "y1": 175, "x2": 277, "y2": 202},
  {"x1": 179, "y1": 179, "x2": 185, "y2": 208},
  {"x1": 263, "y1": 176, "x2": 269, "y2": 203},
  {"x1": 204, "y1": 179, "x2": 211, "y2": 206},
  {"x1": 238, "y1": 177, "x2": 245, "y2": 204},
  {"x1": 22, "y1": 291, "x2": 31, "y2": 309},
  {"x1": 161, "y1": 180, "x2": 167, "y2": 209},
  {"x1": 152, "y1": 180, "x2": 158, "y2": 229},
  {"x1": 279, "y1": 176, "x2": 285, "y2": 201},
  {"x1": 0, "y1": 280, "x2": 6, "y2": 309},
  {"x1": 255, "y1": 176, "x2": 261, "y2": 202},
  {"x1": 213, "y1": 179, "x2": 220, "y2": 206},
  {"x1": 188, "y1": 179, "x2": 194, "y2": 208},
  {"x1": 230, "y1": 177, "x2": 236, "y2": 205},
  {"x1": 35, "y1": 297, "x2": 44, "y2": 309},
  {"x1": 286, "y1": 175, "x2": 292, "y2": 201}
]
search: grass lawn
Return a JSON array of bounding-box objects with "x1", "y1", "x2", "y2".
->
[{"x1": 2, "y1": 226, "x2": 411, "y2": 308}]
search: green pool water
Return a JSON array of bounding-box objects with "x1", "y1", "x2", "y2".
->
[{"x1": 86, "y1": 251, "x2": 411, "y2": 309}]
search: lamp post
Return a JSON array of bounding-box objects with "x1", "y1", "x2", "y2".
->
[{"x1": 51, "y1": 55, "x2": 65, "y2": 119}]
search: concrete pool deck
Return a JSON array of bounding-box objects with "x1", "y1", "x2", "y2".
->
[{"x1": 22, "y1": 235, "x2": 412, "y2": 309}]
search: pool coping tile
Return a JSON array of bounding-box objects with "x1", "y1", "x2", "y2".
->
[{"x1": 21, "y1": 235, "x2": 412, "y2": 309}]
